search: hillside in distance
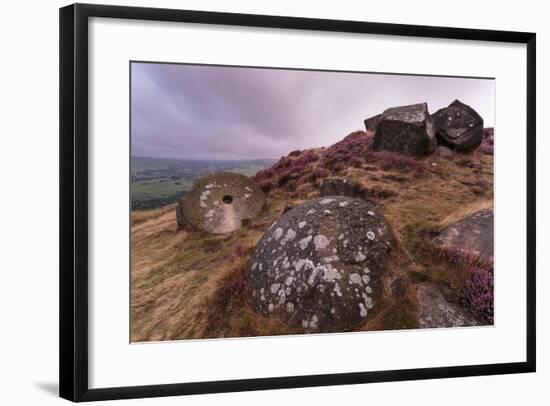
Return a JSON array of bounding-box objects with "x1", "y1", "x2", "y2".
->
[{"x1": 131, "y1": 156, "x2": 277, "y2": 210}]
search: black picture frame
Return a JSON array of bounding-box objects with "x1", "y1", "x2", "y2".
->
[{"x1": 59, "y1": 3, "x2": 536, "y2": 402}]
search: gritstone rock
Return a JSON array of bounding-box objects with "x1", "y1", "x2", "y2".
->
[
  {"x1": 246, "y1": 196, "x2": 394, "y2": 333},
  {"x1": 417, "y1": 283, "x2": 479, "y2": 328},
  {"x1": 320, "y1": 178, "x2": 368, "y2": 200},
  {"x1": 364, "y1": 113, "x2": 382, "y2": 132},
  {"x1": 176, "y1": 172, "x2": 265, "y2": 234},
  {"x1": 431, "y1": 99, "x2": 484, "y2": 151},
  {"x1": 431, "y1": 210, "x2": 494, "y2": 264},
  {"x1": 372, "y1": 103, "x2": 437, "y2": 156}
]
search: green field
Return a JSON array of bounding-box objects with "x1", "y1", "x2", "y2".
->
[
  {"x1": 131, "y1": 179, "x2": 194, "y2": 201},
  {"x1": 131, "y1": 157, "x2": 276, "y2": 210}
]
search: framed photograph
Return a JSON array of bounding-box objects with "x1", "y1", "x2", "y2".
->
[{"x1": 59, "y1": 3, "x2": 536, "y2": 402}]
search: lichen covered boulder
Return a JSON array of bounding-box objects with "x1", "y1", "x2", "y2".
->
[
  {"x1": 431, "y1": 210, "x2": 493, "y2": 264},
  {"x1": 373, "y1": 103, "x2": 437, "y2": 156},
  {"x1": 246, "y1": 196, "x2": 394, "y2": 333},
  {"x1": 176, "y1": 172, "x2": 265, "y2": 234},
  {"x1": 431, "y1": 99, "x2": 484, "y2": 151}
]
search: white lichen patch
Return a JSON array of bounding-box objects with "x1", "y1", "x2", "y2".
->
[
  {"x1": 306, "y1": 209, "x2": 316, "y2": 216},
  {"x1": 366, "y1": 231, "x2": 376, "y2": 240},
  {"x1": 286, "y1": 302, "x2": 295, "y2": 313},
  {"x1": 299, "y1": 236, "x2": 312, "y2": 250},
  {"x1": 367, "y1": 211, "x2": 375, "y2": 216},
  {"x1": 314, "y1": 234, "x2": 330, "y2": 250},
  {"x1": 355, "y1": 253, "x2": 366, "y2": 263},
  {"x1": 285, "y1": 276, "x2": 294, "y2": 286},
  {"x1": 365, "y1": 297, "x2": 374, "y2": 309},
  {"x1": 350, "y1": 273, "x2": 362, "y2": 285},
  {"x1": 320, "y1": 198, "x2": 335, "y2": 205},
  {"x1": 362, "y1": 274, "x2": 370, "y2": 285},
  {"x1": 359, "y1": 303, "x2": 368, "y2": 317},
  {"x1": 270, "y1": 283, "x2": 281, "y2": 294},
  {"x1": 244, "y1": 193, "x2": 252, "y2": 199},
  {"x1": 309, "y1": 315, "x2": 319, "y2": 329},
  {"x1": 339, "y1": 201, "x2": 349, "y2": 207},
  {"x1": 307, "y1": 266, "x2": 323, "y2": 286},
  {"x1": 298, "y1": 221, "x2": 307, "y2": 229},
  {"x1": 322, "y1": 266, "x2": 340, "y2": 282},
  {"x1": 295, "y1": 258, "x2": 314, "y2": 273},
  {"x1": 273, "y1": 227, "x2": 284, "y2": 240},
  {"x1": 285, "y1": 229, "x2": 296, "y2": 241}
]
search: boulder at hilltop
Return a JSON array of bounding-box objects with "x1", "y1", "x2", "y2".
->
[
  {"x1": 176, "y1": 172, "x2": 265, "y2": 234},
  {"x1": 417, "y1": 283, "x2": 479, "y2": 328},
  {"x1": 431, "y1": 99, "x2": 484, "y2": 151},
  {"x1": 246, "y1": 196, "x2": 394, "y2": 333},
  {"x1": 364, "y1": 113, "x2": 382, "y2": 132},
  {"x1": 320, "y1": 178, "x2": 368, "y2": 200},
  {"x1": 431, "y1": 209, "x2": 494, "y2": 264},
  {"x1": 372, "y1": 103, "x2": 437, "y2": 156}
]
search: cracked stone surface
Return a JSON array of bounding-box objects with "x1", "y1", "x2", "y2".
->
[
  {"x1": 431, "y1": 99, "x2": 484, "y2": 151},
  {"x1": 417, "y1": 283, "x2": 479, "y2": 328},
  {"x1": 176, "y1": 172, "x2": 265, "y2": 234},
  {"x1": 372, "y1": 102, "x2": 437, "y2": 156},
  {"x1": 246, "y1": 196, "x2": 394, "y2": 333}
]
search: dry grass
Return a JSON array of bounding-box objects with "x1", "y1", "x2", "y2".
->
[
  {"x1": 131, "y1": 204, "x2": 177, "y2": 226},
  {"x1": 131, "y1": 137, "x2": 494, "y2": 341}
]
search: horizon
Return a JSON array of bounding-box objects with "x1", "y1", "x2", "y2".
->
[{"x1": 131, "y1": 62, "x2": 495, "y2": 160}]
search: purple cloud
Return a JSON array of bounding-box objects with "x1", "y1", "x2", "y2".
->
[{"x1": 131, "y1": 62, "x2": 495, "y2": 160}]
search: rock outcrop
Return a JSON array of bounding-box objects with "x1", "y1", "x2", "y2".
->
[
  {"x1": 431, "y1": 99, "x2": 483, "y2": 151},
  {"x1": 176, "y1": 172, "x2": 265, "y2": 234},
  {"x1": 320, "y1": 178, "x2": 368, "y2": 200},
  {"x1": 364, "y1": 113, "x2": 382, "y2": 132},
  {"x1": 372, "y1": 103, "x2": 437, "y2": 156},
  {"x1": 417, "y1": 283, "x2": 479, "y2": 328},
  {"x1": 246, "y1": 196, "x2": 394, "y2": 333},
  {"x1": 431, "y1": 210, "x2": 494, "y2": 264}
]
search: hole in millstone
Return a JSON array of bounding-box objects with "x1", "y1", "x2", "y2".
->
[{"x1": 222, "y1": 195, "x2": 233, "y2": 204}]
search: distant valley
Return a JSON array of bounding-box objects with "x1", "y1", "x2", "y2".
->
[{"x1": 131, "y1": 156, "x2": 277, "y2": 210}]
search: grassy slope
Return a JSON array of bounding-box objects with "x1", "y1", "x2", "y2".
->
[{"x1": 131, "y1": 131, "x2": 493, "y2": 342}]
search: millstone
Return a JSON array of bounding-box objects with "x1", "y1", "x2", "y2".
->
[
  {"x1": 176, "y1": 172, "x2": 265, "y2": 234},
  {"x1": 246, "y1": 196, "x2": 394, "y2": 333}
]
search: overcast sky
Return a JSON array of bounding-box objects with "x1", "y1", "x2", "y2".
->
[{"x1": 131, "y1": 62, "x2": 495, "y2": 160}]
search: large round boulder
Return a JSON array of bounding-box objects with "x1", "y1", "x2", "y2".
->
[
  {"x1": 176, "y1": 172, "x2": 265, "y2": 234},
  {"x1": 373, "y1": 102, "x2": 437, "y2": 156},
  {"x1": 246, "y1": 196, "x2": 394, "y2": 333},
  {"x1": 431, "y1": 99, "x2": 484, "y2": 151}
]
